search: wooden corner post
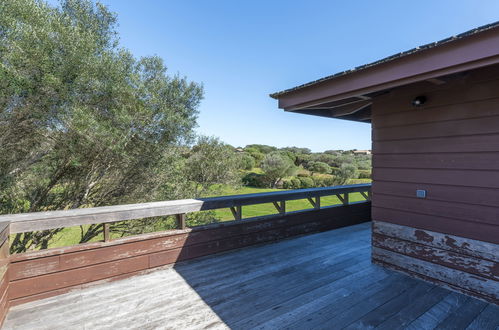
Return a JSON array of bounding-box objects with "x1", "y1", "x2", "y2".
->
[
  {"x1": 176, "y1": 214, "x2": 187, "y2": 230},
  {"x1": 103, "y1": 223, "x2": 111, "y2": 242}
]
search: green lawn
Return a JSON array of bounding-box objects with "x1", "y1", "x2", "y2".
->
[{"x1": 48, "y1": 224, "x2": 104, "y2": 248}]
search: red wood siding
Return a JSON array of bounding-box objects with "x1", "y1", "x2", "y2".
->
[
  {"x1": 371, "y1": 65, "x2": 499, "y2": 302},
  {"x1": 8, "y1": 203, "x2": 370, "y2": 306},
  {"x1": 372, "y1": 221, "x2": 499, "y2": 304},
  {"x1": 371, "y1": 66, "x2": 499, "y2": 244}
]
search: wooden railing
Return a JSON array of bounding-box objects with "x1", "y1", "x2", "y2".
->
[
  {"x1": 0, "y1": 183, "x2": 371, "y2": 315},
  {"x1": 0, "y1": 183, "x2": 371, "y2": 236}
]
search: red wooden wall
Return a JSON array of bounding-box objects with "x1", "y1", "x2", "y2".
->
[{"x1": 371, "y1": 65, "x2": 499, "y2": 303}]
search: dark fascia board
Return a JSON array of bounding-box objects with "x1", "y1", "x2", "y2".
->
[{"x1": 272, "y1": 23, "x2": 499, "y2": 111}]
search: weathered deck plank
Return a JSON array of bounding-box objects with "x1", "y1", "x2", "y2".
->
[
  {"x1": 3, "y1": 222, "x2": 498, "y2": 330},
  {"x1": 375, "y1": 286, "x2": 450, "y2": 329},
  {"x1": 343, "y1": 281, "x2": 435, "y2": 329},
  {"x1": 466, "y1": 304, "x2": 499, "y2": 330}
]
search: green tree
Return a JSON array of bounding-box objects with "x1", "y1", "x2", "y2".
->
[
  {"x1": 290, "y1": 178, "x2": 302, "y2": 189},
  {"x1": 356, "y1": 159, "x2": 372, "y2": 171},
  {"x1": 261, "y1": 152, "x2": 297, "y2": 188},
  {"x1": 186, "y1": 136, "x2": 241, "y2": 197},
  {"x1": 1, "y1": 0, "x2": 204, "y2": 252},
  {"x1": 245, "y1": 144, "x2": 277, "y2": 154},
  {"x1": 295, "y1": 153, "x2": 312, "y2": 166},
  {"x1": 242, "y1": 172, "x2": 269, "y2": 188},
  {"x1": 239, "y1": 153, "x2": 256, "y2": 171},
  {"x1": 337, "y1": 164, "x2": 359, "y2": 184},
  {"x1": 307, "y1": 161, "x2": 331, "y2": 175},
  {"x1": 280, "y1": 147, "x2": 311, "y2": 155},
  {"x1": 244, "y1": 147, "x2": 264, "y2": 165},
  {"x1": 298, "y1": 177, "x2": 314, "y2": 188},
  {"x1": 279, "y1": 150, "x2": 297, "y2": 164},
  {"x1": 310, "y1": 153, "x2": 337, "y2": 166}
]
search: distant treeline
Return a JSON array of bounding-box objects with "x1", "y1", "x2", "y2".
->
[{"x1": 235, "y1": 144, "x2": 372, "y2": 189}]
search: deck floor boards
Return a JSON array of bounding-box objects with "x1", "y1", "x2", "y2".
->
[{"x1": 3, "y1": 222, "x2": 498, "y2": 330}]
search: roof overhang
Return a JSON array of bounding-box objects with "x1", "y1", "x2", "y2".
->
[{"x1": 271, "y1": 22, "x2": 499, "y2": 123}]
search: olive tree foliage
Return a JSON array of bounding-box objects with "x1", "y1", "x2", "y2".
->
[
  {"x1": 185, "y1": 136, "x2": 241, "y2": 197},
  {"x1": 261, "y1": 152, "x2": 297, "y2": 188},
  {"x1": 243, "y1": 147, "x2": 264, "y2": 165},
  {"x1": 336, "y1": 164, "x2": 359, "y2": 185},
  {"x1": 238, "y1": 153, "x2": 255, "y2": 171},
  {"x1": 1, "y1": 0, "x2": 204, "y2": 252},
  {"x1": 180, "y1": 136, "x2": 241, "y2": 227},
  {"x1": 280, "y1": 147, "x2": 311, "y2": 155},
  {"x1": 307, "y1": 161, "x2": 331, "y2": 175},
  {"x1": 245, "y1": 144, "x2": 277, "y2": 155}
]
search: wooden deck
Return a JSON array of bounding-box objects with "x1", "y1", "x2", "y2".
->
[{"x1": 3, "y1": 222, "x2": 498, "y2": 329}]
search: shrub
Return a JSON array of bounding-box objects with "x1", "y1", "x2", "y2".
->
[
  {"x1": 280, "y1": 150, "x2": 297, "y2": 163},
  {"x1": 358, "y1": 170, "x2": 372, "y2": 179},
  {"x1": 290, "y1": 178, "x2": 301, "y2": 189},
  {"x1": 337, "y1": 164, "x2": 359, "y2": 184},
  {"x1": 239, "y1": 153, "x2": 255, "y2": 170},
  {"x1": 309, "y1": 161, "x2": 331, "y2": 174},
  {"x1": 295, "y1": 153, "x2": 312, "y2": 166},
  {"x1": 311, "y1": 176, "x2": 338, "y2": 187},
  {"x1": 330, "y1": 167, "x2": 340, "y2": 175},
  {"x1": 299, "y1": 177, "x2": 314, "y2": 188},
  {"x1": 283, "y1": 177, "x2": 302, "y2": 189},
  {"x1": 311, "y1": 176, "x2": 325, "y2": 187},
  {"x1": 356, "y1": 160, "x2": 371, "y2": 171},
  {"x1": 245, "y1": 144, "x2": 277, "y2": 154},
  {"x1": 282, "y1": 180, "x2": 292, "y2": 189},
  {"x1": 322, "y1": 176, "x2": 337, "y2": 186},
  {"x1": 242, "y1": 173, "x2": 269, "y2": 188}
]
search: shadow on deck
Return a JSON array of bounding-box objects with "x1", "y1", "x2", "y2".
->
[{"x1": 4, "y1": 222, "x2": 499, "y2": 329}]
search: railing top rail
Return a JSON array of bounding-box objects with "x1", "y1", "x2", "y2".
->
[
  {"x1": 2, "y1": 183, "x2": 371, "y2": 234},
  {"x1": 199, "y1": 183, "x2": 371, "y2": 208}
]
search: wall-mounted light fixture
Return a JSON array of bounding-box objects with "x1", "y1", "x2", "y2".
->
[{"x1": 412, "y1": 95, "x2": 427, "y2": 107}]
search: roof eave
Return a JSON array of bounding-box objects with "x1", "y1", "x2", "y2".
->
[{"x1": 271, "y1": 23, "x2": 499, "y2": 112}]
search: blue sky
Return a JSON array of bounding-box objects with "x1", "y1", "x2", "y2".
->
[{"x1": 52, "y1": 0, "x2": 499, "y2": 151}]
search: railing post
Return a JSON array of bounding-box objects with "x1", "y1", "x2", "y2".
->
[
  {"x1": 176, "y1": 213, "x2": 186, "y2": 229},
  {"x1": 315, "y1": 196, "x2": 320, "y2": 209},
  {"x1": 273, "y1": 201, "x2": 285, "y2": 214},
  {"x1": 307, "y1": 196, "x2": 321, "y2": 210},
  {"x1": 360, "y1": 191, "x2": 371, "y2": 201},
  {"x1": 230, "y1": 206, "x2": 242, "y2": 221},
  {"x1": 337, "y1": 193, "x2": 349, "y2": 205},
  {"x1": 103, "y1": 223, "x2": 111, "y2": 242}
]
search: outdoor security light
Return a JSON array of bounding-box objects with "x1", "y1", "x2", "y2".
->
[{"x1": 412, "y1": 95, "x2": 427, "y2": 107}]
